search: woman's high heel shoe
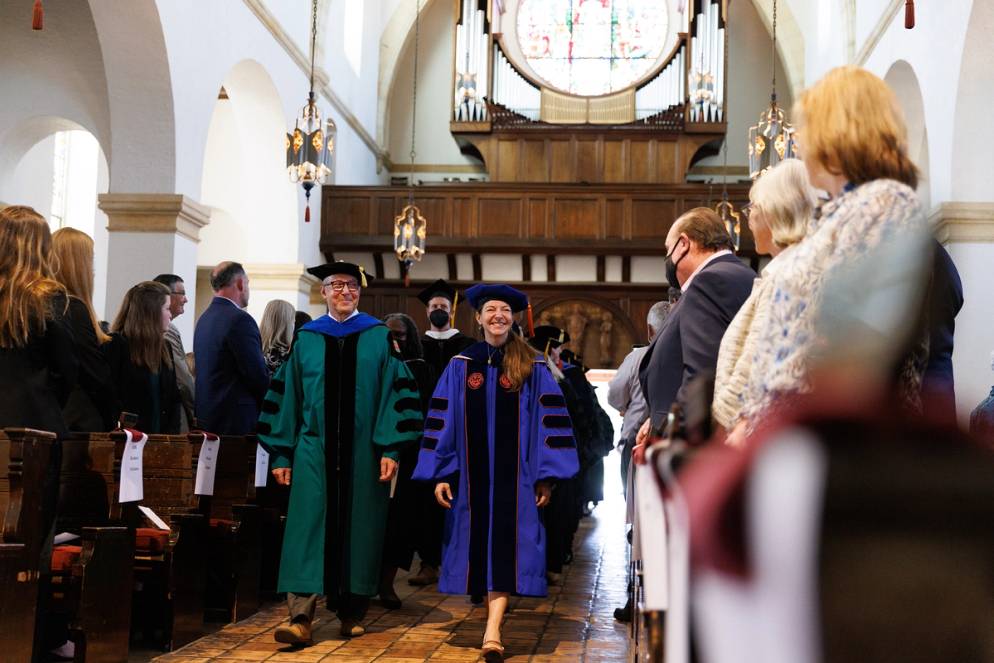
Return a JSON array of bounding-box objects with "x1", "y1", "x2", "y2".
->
[{"x1": 482, "y1": 639, "x2": 505, "y2": 662}]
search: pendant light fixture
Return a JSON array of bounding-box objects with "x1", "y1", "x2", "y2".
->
[
  {"x1": 394, "y1": 0, "x2": 428, "y2": 283},
  {"x1": 747, "y1": 0, "x2": 795, "y2": 179},
  {"x1": 286, "y1": 0, "x2": 336, "y2": 223}
]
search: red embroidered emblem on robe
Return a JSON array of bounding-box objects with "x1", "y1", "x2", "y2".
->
[{"x1": 467, "y1": 372, "x2": 484, "y2": 390}]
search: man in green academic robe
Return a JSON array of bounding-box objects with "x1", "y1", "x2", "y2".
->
[{"x1": 257, "y1": 262, "x2": 423, "y2": 643}]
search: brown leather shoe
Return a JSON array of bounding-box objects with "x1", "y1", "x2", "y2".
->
[
  {"x1": 407, "y1": 562, "x2": 439, "y2": 586},
  {"x1": 274, "y1": 619, "x2": 312, "y2": 646},
  {"x1": 340, "y1": 618, "x2": 366, "y2": 637}
]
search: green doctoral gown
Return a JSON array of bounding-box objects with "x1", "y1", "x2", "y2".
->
[{"x1": 257, "y1": 313, "x2": 423, "y2": 597}]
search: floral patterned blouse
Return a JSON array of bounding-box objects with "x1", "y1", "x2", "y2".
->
[{"x1": 739, "y1": 179, "x2": 926, "y2": 424}]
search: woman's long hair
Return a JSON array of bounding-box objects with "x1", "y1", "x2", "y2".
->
[
  {"x1": 52, "y1": 227, "x2": 110, "y2": 344},
  {"x1": 501, "y1": 331, "x2": 534, "y2": 391},
  {"x1": 111, "y1": 281, "x2": 171, "y2": 372},
  {"x1": 383, "y1": 312, "x2": 423, "y2": 360},
  {"x1": 260, "y1": 299, "x2": 295, "y2": 355},
  {"x1": 0, "y1": 206, "x2": 65, "y2": 348}
]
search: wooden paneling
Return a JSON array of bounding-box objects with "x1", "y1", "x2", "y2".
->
[
  {"x1": 605, "y1": 198, "x2": 625, "y2": 239},
  {"x1": 631, "y1": 199, "x2": 678, "y2": 240},
  {"x1": 553, "y1": 198, "x2": 600, "y2": 239},
  {"x1": 575, "y1": 140, "x2": 600, "y2": 184},
  {"x1": 521, "y1": 140, "x2": 547, "y2": 182},
  {"x1": 320, "y1": 182, "x2": 754, "y2": 257},
  {"x1": 549, "y1": 141, "x2": 573, "y2": 182},
  {"x1": 477, "y1": 197, "x2": 522, "y2": 237},
  {"x1": 603, "y1": 141, "x2": 626, "y2": 183},
  {"x1": 497, "y1": 140, "x2": 518, "y2": 182},
  {"x1": 457, "y1": 128, "x2": 720, "y2": 184},
  {"x1": 528, "y1": 198, "x2": 548, "y2": 237}
]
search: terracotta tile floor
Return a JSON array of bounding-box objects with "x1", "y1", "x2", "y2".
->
[{"x1": 154, "y1": 454, "x2": 631, "y2": 662}]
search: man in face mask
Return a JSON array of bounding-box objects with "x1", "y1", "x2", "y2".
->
[
  {"x1": 409, "y1": 279, "x2": 476, "y2": 587},
  {"x1": 636, "y1": 208, "x2": 755, "y2": 452}
]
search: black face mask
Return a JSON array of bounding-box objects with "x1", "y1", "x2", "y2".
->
[
  {"x1": 664, "y1": 238, "x2": 687, "y2": 287},
  {"x1": 429, "y1": 309, "x2": 451, "y2": 329}
]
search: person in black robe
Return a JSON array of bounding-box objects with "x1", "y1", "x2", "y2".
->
[
  {"x1": 529, "y1": 326, "x2": 608, "y2": 582},
  {"x1": 410, "y1": 279, "x2": 474, "y2": 586},
  {"x1": 378, "y1": 312, "x2": 434, "y2": 607}
]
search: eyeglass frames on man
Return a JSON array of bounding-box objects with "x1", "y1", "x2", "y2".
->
[{"x1": 324, "y1": 280, "x2": 359, "y2": 293}]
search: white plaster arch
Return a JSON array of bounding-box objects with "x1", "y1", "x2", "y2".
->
[
  {"x1": 87, "y1": 0, "x2": 176, "y2": 194},
  {"x1": 950, "y1": 0, "x2": 994, "y2": 202},
  {"x1": 377, "y1": 0, "x2": 443, "y2": 151},
  {"x1": 198, "y1": 59, "x2": 298, "y2": 271},
  {"x1": 748, "y1": 0, "x2": 805, "y2": 99},
  {"x1": 883, "y1": 59, "x2": 929, "y2": 209}
]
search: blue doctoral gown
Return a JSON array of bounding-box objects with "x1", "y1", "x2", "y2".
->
[{"x1": 412, "y1": 342, "x2": 580, "y2": 597}]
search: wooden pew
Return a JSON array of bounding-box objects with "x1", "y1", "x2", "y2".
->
[
  {"x1": 189, "y1": 433, "x2": 262, "y2": 623},
  {"x1": 0, "y1": 428, "x2": 55, "y2": 662}
]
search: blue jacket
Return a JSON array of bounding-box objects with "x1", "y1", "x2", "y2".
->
[
  {"x1": 193, "y1": 297, "x2": 270, "y2": 434},
  {"x1": 639, "y1": 254, "x2": 755, "y2": 429}
]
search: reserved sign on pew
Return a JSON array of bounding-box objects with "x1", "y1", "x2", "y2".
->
[
  {"x1": 194, "y1": 432, "x2": 221, "y2": 496},
  {"x1": 119, "y1": 429, "x2": 148, "y2": 503}
]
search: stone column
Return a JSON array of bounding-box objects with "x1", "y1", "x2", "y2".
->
[
  {"x1": 239, "y1": 262, "x2": 320, "y2": 322},
  {"x1": 930, "y1": 202, "x2": 994, "y2": 423},
  {"x1": 99, "y1": 193, "x2": 210, "y2": 344}
]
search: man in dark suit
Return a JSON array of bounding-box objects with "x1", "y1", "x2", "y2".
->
[
  {"x1": 193, "y1": 261, "x2": 270, "y2": 434},
  {"x1": 636, "y1": 207, "x2": 755, "y2": 452},
  {"x1": 922, "y1": 240, "x2": 963, "y2": 422}
]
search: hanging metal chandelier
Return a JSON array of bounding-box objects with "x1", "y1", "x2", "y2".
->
[
  {"x1": 748, "y1": 0, "x2": 795, "y2": 180},
  {"x1": 394, "y1": 0, "x2": 427, "y2": 280},
  {"x1": 286, "y1": 0, "x2": 336, "y2": 223}
]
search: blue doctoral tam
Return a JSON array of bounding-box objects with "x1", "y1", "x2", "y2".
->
[{"x1": 465, "y1": 283, "x2": 528, "y2": 313}]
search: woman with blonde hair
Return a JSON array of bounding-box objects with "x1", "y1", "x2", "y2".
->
[
  {"x1": 735, "y1": 65, "x2": 926, "y2": 433},
  {"x1": 712, "y1": 159, "x2": 817, "y2": 431},
  {"x1": 51, "y1": 227, "x2": 117, "y2": 430},
  {"x1": 0, "y1": 205, "x2": 77, "y2": 435},
  {"x1": 106, "y1": 281, "x2": 181, "y2": 433},
  {"x1": 260, "y1": 299, "x2": 295, "y2": 374},
  {"x1": 412, "y1": 283, "x2": 579, "y2": 661}
]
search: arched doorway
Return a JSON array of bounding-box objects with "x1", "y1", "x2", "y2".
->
[
  {"x1": 883, "y1": 60, "x2": 930, "y2": 209},
  {"x1": 198, "y1": 59, "x2": 300, "y2": 321}
]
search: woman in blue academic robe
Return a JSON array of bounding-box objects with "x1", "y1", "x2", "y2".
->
[{"x1": 412, "y1": 284, "x2": 580, "y2": 662}]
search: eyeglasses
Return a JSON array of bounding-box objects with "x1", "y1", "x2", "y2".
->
[
  {"x1": 170, "y1": 290, "x2": 186, "y2": 297},
  {"x1": 324, "y1": 280, "x2": 360, "y2": 293}
]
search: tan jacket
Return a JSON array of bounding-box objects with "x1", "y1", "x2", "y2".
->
[{"x1": 165, "y1": 322, "x2": 195, "y2": 432}]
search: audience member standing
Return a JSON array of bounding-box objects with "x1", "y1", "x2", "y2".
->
[
  {"x1": 712, "y1": 160, "x2": 816, "y2": 433},
  {"x1": 922, "y1": 241, "x2": 964, "y2": 422},
  {"x1": 0, "y1": 206, "x2": 77, "y2": 436},
  {"x1": 260, "y1": 299, "x2": 295, "y2": 374},
  {"x1": 106, "y1": 281, "x2": 181, "y2": 434},
  {"x1": 735, "y1": 66, "x2": 927, "y2": 438},
  {"x1": 153, "y1": 273, "x2": 195, "y2": 431},
  {"x1": 636, "y1": 208, "x2": 755, "y2": 453},
  {"x1": 52, "y1": 227, "x2": 116, "y2": 431},
  {"x1": 971, "y1": 353, "x2": 994, "y2": 448},
  {"x1": 193, "y1": 261, "x2": 269, "y2": 435},
  {"x1": 608, "y1": 301, "x2": 670, "y2": 488}
]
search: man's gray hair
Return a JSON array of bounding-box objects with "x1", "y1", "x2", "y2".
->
[{"x1": 646, "y1": 300, "x2": 671, "y2": 332}]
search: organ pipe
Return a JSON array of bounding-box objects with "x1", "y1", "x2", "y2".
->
[{"x1": 454, "y1": 0, "x2": 489, "y2": 122}]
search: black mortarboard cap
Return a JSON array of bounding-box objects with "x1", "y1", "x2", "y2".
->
[
  {"x1": 417, "y1": 279, "x2": 457, "y2": 306},
  {"x1": 306, "y1": 261, "x2": 374, "y2": 287}
]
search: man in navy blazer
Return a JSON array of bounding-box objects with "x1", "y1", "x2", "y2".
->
[
  {"x1": 638, "y1": 207, "x2": 755, "y2": 440},
  {"x1": 194, "y1": 261, "x2": 270, "y2": 434}
]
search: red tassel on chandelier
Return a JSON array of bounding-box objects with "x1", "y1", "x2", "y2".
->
[
  {"x1": 905, "y1": 0, "x2": 915, "y2": 29},
  {"x1": 32, "y1": 0, "x2": 43, "y2": 30}
]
